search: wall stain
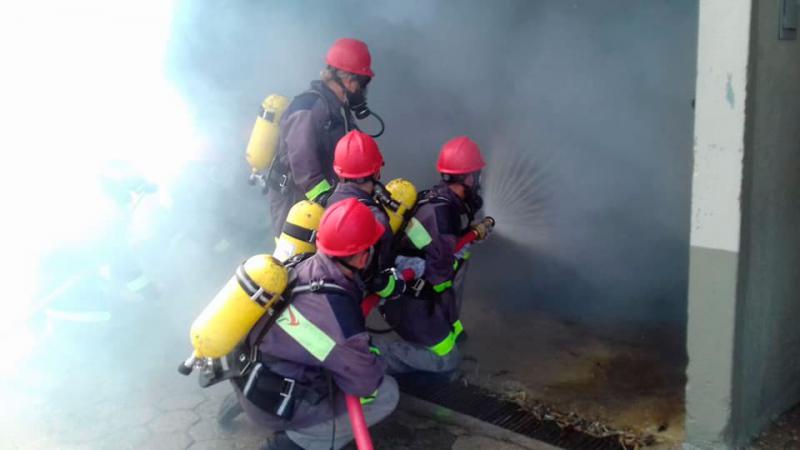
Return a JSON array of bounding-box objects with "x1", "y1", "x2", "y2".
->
[{"x1": 726, "y1": 74, "x2": 735, "y2": 109}]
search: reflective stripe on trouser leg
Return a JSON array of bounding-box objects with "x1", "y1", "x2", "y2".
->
[{"x1": 371, "y1": 334, "x2": 462, "y2": 375}]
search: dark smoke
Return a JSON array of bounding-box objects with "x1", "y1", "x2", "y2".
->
[{"x1": 167, "y1": 0, "x2": 697, "y2": 329}]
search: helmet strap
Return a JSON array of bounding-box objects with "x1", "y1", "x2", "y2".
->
[{"x1": 334, "y1": 246, "x2": 374, "y2": 277}]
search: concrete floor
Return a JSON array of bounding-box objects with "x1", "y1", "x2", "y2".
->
[
  {"x1": 0, "y1": 296, "x2": 555, "y2": 450},
  {"x1": 2, "y1": 357, "x2": 551, "y2": 450},
  {"x1": 452, "y1": 305, "x2": 687, "y2": 445}
]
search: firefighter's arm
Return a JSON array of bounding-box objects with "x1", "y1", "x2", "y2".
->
[
  {"x1": 326, "y1": 333, "x2": 385, "y2": 398},
  {"x1": 422, "y1": 220, "x2": 459, "y2": 294}
]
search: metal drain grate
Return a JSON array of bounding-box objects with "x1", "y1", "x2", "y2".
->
[{"x1": 396, "y1": 374, "x2": 629, "y2": 450}]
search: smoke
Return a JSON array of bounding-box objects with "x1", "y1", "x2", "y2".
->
[
  {"x1": 166, "y1": 0, "x2": 697, "y2": 327},
  {"x1": 1, "y1": 1, "x2": 697, "y2": 444}
]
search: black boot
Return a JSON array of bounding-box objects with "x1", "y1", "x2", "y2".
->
[
  {"x1": 217, "y1": 392, "x2": 243, "y2": 429},
  {"x1": 260, "y1": 432, "x2": 303, "y2": 450}
]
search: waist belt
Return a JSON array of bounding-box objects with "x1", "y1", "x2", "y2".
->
[
  {"x1": 409, "y1": 278, "x2": 435, "y2": 299},
  {"x1": 266, "y1": 160, "x2": 292, "y2": 195},
  {"x1": 239, "y1": 362, "x2": 326, "y2": 420}
]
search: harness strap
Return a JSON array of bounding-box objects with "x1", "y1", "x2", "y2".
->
[
  {"x1": 282, "y1": 221, "x2": 316, "y2": 243},
  {"x1": 234, "y1": 264, "x2": 276, "y2": 307}
]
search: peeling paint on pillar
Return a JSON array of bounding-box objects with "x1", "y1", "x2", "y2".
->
[{"x1": 725, "y1": 74, "x2": 735, "y2": 109}]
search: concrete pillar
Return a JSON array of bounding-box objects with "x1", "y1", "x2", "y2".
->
[
  {"x1": 685, "y1": 1, "x2": 753, "y2": 448},
  {"x1": 686, "y1": 0, "x2": 800, "y2": 448}
]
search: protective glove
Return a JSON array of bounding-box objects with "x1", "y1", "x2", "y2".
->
[{"x1": 471, "y1": 216, "x2": 495, "y2": 241}]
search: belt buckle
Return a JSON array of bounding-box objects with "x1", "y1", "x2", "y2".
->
[
  {"x1": 411, "y1": 279, "x2": 425, "y2": 297},
  {"x1": 276, "y1": 378, "x2": 296, "y2": 417},
  {"x1": 278, "y1": 174, "x2": 289, "y2": 194},
  {"x1": 280, "y1": 378, "x2": 295, "y2": 397}
]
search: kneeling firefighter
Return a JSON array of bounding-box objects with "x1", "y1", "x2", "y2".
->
[
  {"x1": 225, "y1": 198, "x2": 398, "y2": 450},
  {"x1": 263, "y1": 37, "x2": 386, "y2": 238},
  {"x1": 327, "y1": 130, "x2": 406, "y2": 302},
  {"x1": 374, "y1": 136, "x2": 494, "y2": 375}
]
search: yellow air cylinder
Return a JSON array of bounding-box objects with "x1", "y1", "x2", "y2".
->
[
  {"x1": 245, "y1": 94, "x2": 290, "y2": 173},
  {"x1": 189, "y1": 254, "x2": 288, "y2": 359},
  {"x1": 384, "y1": 178, "x2": 418, "y2": 233},
  {"x1": 273, "y1": 200, "x2": 326, "y2": 262}
]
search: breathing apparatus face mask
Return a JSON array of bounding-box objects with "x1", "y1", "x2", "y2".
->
[
  {"x1": 463, "y1": 171, "x2": 484, "y2": 214},
  {"x1": 337, "y1": 72, "x2": 385, "y2": 138},
  {"x1": 346, "y1": 75, "x2": 370, "y2": 119}
]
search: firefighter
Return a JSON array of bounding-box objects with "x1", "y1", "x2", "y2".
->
[
  {"x1": 327, "y1": 130, "x2": 405, "y2": 301},
  {"x1": 375, "y1": 136, "x2": 492, "y2": 374},
  {"x1": 266, "y1": 38, "x2": 375, "y2": 236},
  {"x1": 225, "y1": 198, "x2": 399, "y2": 450}
]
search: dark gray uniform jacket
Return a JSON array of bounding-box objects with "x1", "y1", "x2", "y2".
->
[
  {"x1": 267, "y1": 81, "x2": 355, "y2": 235},
  {"x1": 236, "y1": 252, "x2": 385, "y2": 429},
  {"x1": 381, "y1": 183, "x2": 474, "y2": 353}
]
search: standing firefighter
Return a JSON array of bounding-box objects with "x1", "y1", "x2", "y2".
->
[
  {"x1": 327, "y1": 130, "x2": 405, "y2": 301},
  {"x1": 376, "y1": 136, "x2": 493, "y2": 374},
  {"x1": 267, "y1": 38, "x2": 377, "y2": 235},
  {"x1": 221, "y1": 198, "x2": 398, "y2": 450}
]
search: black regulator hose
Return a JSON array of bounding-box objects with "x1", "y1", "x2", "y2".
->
[
  {"x1": 364, "y1": 110, "x2": 385, "y2": 138},
  {"x1": 351, "y1": 103, "x2": 385, "y2": 138}
]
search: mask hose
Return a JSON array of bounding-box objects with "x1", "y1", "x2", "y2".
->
[{"x1": 350, "y1": 105, "x2": 384, "y2": 138}]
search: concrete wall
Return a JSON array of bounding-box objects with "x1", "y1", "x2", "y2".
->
[
  {"x1": 687, "y1": 0, "x2": 800, "y2": 447},
  {"x1": 730, "y1": 0, "x2": 800, "y2": 444}
]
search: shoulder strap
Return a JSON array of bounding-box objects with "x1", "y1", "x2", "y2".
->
[
  {"x1": 288, "y1": 280, "x2": 352, "y2": 298},
  {"x1": 408, "y1": 189, "x2": 449, "y2": 219},
  {"x1": 355, "y1": 196, "x2": 391, "y2": 224}
]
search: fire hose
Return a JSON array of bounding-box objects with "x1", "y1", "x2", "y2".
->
[
  {"x1": 360, "y1": 216, "x2": 495, "y2": 318},
  {"x1": 345, "y1": 394, "x2": 374, "y2": 450},
  {"x1": 347, "y1": 216, "x2": 495, "y2": 450}
]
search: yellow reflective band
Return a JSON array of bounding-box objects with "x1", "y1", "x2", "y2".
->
[
  {"x1": 369, "y1": 346, "x2": 381, "y2": 356},
  {"x1": 462, "y1": 251, "x2": 472, "y2": 260},
  {"x1": 429, "y1": 321, "x2": 464, "y2": 356},
  {"x1": 429, "y1": 332, "x2": 457, "y2": 356},
  {"x1": 305, "y1": 179, "x2": 332, "y2": 201},
  {"x1": 376, "y1": 275, "x2": 396, "y2": 298},
  {"x1": 453, "y1": 260, "x2": 459, "y2": 271},
  {"x1": 405, "y1": 218, "x2": 432, "y2": 249},
  {"x1": 276, "y1": 305, "x2": 336, "y2": 362},
  {"x1": 453, "y1": 320, "x2": 464, "y2": 339},
  {"x1": 360, "y1": 389, "x2": 378, "y2": 405},
  {"x1": 432, "y1": 280, "x2": 453, "y2": 293}
]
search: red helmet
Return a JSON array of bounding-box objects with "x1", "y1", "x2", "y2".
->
[
  {"x1": 316, "y1": 198, "x2": 385, "y2": 257},
  {"x1": 325, "y1": 38, "x2": 374, "y2": 77},
  {"x1": 436, "y1": 136, "x2": 486, "y2": 175},
  {"x1": 333, "y1": 130, "x2": 384, "y2": 179}
]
